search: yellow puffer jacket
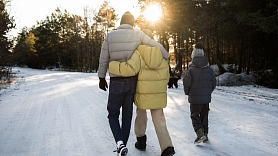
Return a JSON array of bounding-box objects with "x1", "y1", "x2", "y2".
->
[{"x1": 109, "y1": 45, "x2": 169, "y2": 109}]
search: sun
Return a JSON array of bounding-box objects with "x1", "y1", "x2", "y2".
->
[{"x1": 144, "y1": 3, "x2": 162, "y2": 23}]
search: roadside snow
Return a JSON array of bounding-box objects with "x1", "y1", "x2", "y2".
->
[{"x1": 0, "y1": 67, "x2": 278, "y2": 156}]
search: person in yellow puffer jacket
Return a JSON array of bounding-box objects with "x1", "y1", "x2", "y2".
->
[{"x1": 109, "y1": 29, "x2": 175, "y2": 156}]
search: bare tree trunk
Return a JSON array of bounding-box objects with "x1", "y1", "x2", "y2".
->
[
  {"x1": 186, "y1": 39, "x2": 189, "y2": 70},
  {"x1": 216, "y1": 35, "x2": 225, "y2": 75},
  {"x1": 246, "y1": 41, "x2": 251, "y2": 75},
  {"x1": 206, "y1": 35, "x2": 211, "y2": 65},
  {"x1": 237, "y1": 39, "x2": 244, "y2": 74}
]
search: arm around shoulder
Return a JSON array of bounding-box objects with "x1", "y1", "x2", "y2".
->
[
  {"x1": 141, "y1": 33, "x2": 169, "y2": 59},
  {"x1": 108, "y1": 50, "x2": 141, "y2": 76},
  {"x1": 148, "y1": 40, "x2": 169, "y2": 59}
]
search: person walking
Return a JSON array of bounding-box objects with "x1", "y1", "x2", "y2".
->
[
  {"x1": 98, "y1": 12, "x2": 169, "y2": 155},
  {"x1": 109, "y1": 29, "x2": 175, "y2": 156},
  {"x1": 183, "y1": 42, "x2": 216, "y2": 144}
]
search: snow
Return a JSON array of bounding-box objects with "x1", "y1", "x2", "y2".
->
[{"x1": 1, "y1": 67, "x2": 278, "y2": 156}]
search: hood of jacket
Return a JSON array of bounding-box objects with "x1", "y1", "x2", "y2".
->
[
  {"x1": 137, "y1": 45, "x2": 163, "y2": 69},
  {"x1": 117, "y1": 24, "x2": 134, "y2": 30},
  {"x1": 190, "y1": 56, "x2": 209, "y2": 68}
]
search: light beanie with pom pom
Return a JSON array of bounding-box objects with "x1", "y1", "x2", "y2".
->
[
  {"x1": 189, "y1": 42, "x2": 209, "y2": 67},
  {"x1": 191, "y1": 42, "x2": 205, "y2": 59},
  {"x1": 191, "y1": 48, "x2": 204, "y2": 59}
]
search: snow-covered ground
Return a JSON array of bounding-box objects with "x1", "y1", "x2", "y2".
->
[{"x1": 0, "y1": 67, "x2": 278, "y2": 156}]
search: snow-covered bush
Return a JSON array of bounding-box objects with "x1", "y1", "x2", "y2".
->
[{"x1": 216, "y1": 72, "x2": 255, "y2": 86}]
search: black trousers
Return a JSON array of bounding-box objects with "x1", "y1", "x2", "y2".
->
[{"x1": 190, "y1": 104, "x2": 210, "y2": 134}]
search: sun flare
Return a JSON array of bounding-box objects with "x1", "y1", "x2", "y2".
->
[{"x1": 144, "y1": 3, "x2": 162, "y2": 23}]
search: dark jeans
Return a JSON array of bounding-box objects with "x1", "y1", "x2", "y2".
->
[
  {"x1": 190, "y1": 104, "x2": 210, "y2": 134},
  {"x1": 107, "y1": 77, "x2": 137, "y2": 145}
]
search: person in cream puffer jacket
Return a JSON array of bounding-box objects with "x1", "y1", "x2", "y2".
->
[{"x1": 109, "y1": 29, "x2": 175, "y2": 156}]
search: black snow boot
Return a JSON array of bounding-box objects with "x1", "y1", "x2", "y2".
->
[
  {"x1": 135, "y1": 135, "x2": 147, "y2": 151},
  {"x1": 194, "y1": 128, "x2": 206, "y2": 144},
  {"x1": 161, "y1": 146, "x2": 175, "y2": 156}
]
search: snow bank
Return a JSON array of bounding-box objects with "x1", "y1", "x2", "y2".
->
[{"x1": 216, "y1": 72, "x2": 255, "y2": 86}]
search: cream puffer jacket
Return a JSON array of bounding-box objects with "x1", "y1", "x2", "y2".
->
[
  {"x1": 98, "y1": 24, "x2": 169, "y2": 78},
  {"x1": 108, "y1": 45, "x2": 170, "y2": 109}
]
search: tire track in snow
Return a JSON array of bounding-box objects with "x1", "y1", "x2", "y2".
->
[{"x1": 215, "y1": 87, "x2": 278, "y2": 108}]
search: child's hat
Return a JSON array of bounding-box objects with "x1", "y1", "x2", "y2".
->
[{"x1": 191, "y1": 42, "x2": 204, "y2": 59}]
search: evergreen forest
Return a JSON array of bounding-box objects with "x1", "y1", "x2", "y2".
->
[{"x1": 1, "y1": 0, "x2": 278, "y2": 88}]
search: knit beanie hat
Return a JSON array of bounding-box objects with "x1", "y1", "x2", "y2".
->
[
  {"x1": 191, "y1": 42, "x2": 204, "y2": 59},
  {"x1": 120, "y1": 11, "x2": 135, "y2": 26},
  {"x1": 142, "y1": 29, "x2": 154, "y2": 39}
]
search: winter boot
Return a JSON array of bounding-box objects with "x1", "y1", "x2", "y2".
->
[
  {"x1": 161, "y1": 146, "x2": 175, "y2": 156},
  {"x1": 135, "y1": 135, "x2": 147, "y2": 151},
  {"x1": 203, "y1": 133, "x2": 208, "y2": 142},
  {"x1": 194, "y1": 128, "x2": 206, "y2": 144}
]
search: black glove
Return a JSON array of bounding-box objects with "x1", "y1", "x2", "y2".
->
[{"x1": 99, "y1": 78, "x2": 108, "y2": 91}]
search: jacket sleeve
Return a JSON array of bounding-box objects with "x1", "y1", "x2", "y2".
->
[
  {"x1": 108, "y1": 50, "x2": 141, "y2": 77},
  {"x1": 98, "y1": 36, "x2": 109, "y2": 78},
  {"x1": 140, "y1": 32, "x2": 169, "y2": 59},
  {"x1": 183, "y1": 69, "x2": 192, "y2": 95}
]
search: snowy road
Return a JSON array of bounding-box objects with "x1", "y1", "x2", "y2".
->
[{"x1": 0, "y1": 67, "x2": 278, "y2": 156}]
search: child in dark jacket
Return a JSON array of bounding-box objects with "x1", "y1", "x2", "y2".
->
[{"x1": 183, "y1": 42, "x2": 216, "y2": 144}]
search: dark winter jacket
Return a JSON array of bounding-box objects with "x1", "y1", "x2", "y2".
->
[{"x1": 183, "y1": 56, "x2": 216, "y2": 104}]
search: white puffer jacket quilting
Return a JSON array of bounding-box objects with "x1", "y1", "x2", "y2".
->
[{"x1": 98, "y1": 24, "x2": 168, "y2": 78}]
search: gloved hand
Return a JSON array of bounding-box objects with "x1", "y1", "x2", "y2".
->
[{"x1": 99, "y1": 78, "x2": 108, "y2": 91}]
